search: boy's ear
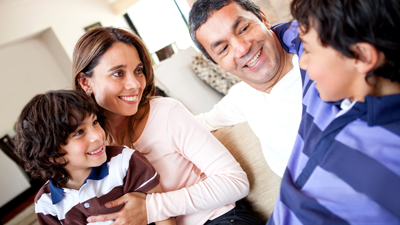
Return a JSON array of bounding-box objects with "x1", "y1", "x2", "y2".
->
[
  {"x1": 260, "y1": 10, "x2": 271, "y2": 29},
  {"x1": 48, "y1": 157, "x2": 60, "y2": 164},
  {"x1": 49, "y1": 155, "x2": 67, "y2": 164},
  {"x1": 77, "y1": 72, "x2": 92, "y2": 95},
  {"x1": 353, "y1": 43, "x2": 384, "y2": 74}
]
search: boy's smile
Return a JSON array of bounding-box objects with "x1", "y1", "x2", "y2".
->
[
  {"x1": 87, "y1": 145, "x2": 105, "y2": 156},
  {"x1": 59, "y1": 114, "x2": 107, "y2": 183}
]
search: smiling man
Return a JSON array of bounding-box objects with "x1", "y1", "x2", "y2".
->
[{"x1": 189, "y1": 0, "x2": 302, "y2": 181}]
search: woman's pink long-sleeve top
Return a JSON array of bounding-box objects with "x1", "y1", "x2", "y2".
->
[{"x1": 132, "y1": 98, "x2": 249, "y2": 225}]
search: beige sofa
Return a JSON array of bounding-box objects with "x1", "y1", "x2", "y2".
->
[
  {"x1": 212, "y1": 122, "x2": 281, "y2": 223},
  {"x1": 154, "y1": 47, "x2": 281, "y2": 223}
]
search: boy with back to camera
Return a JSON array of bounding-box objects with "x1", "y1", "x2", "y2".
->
[
  {"x1": 267, "y1": 0, "x2": 400, "y2": 224},
  {"x1": 14, "y1": 90, "x2": 175, "y2": 225}
]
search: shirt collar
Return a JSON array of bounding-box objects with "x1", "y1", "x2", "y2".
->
[
  {"x1": 49, "y1": 180, "x2": 63, "y2": 205},
  {"x1": 363, "y1": 93, "x2": 400, "y2": 126},
  {"x1": 325, "y1": 94, "x2": 400, "y2": 126},
  {"x1": 49, "y1": 162, "x2": 109, "y2": 204},
  {"x1": 336, "y1": 98, "x2": 357, "y2": 118}
]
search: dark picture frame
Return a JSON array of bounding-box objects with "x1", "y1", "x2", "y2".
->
[{"x1": 84, "y1": 22, "x2": 102, "y2": 32}]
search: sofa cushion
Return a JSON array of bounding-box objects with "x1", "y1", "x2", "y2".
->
[
  {"x1": 192, "y1": 53, "x2": 241, "y2": 95},
  {"x1": 212, "y1": 122, "x2": 281, "y2": 223}
]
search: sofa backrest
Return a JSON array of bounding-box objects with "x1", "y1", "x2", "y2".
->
[{"x1": 153, "y1": 46, "x2": 223, "y2": 115}]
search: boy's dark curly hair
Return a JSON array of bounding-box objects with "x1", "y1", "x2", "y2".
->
[
  {"x1": 14, "y1": 90, "x2": 105, "y2": 185},
  {"x1": 291, "y1": 0, "x2": 400, "y2": 83}
]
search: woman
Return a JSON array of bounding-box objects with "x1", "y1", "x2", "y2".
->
[{"x1": 73, "y1": 27, "x2": 260, "y2": 225}]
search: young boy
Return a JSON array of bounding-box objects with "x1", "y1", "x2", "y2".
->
[
  {"x1": 15, "y1": 90, "x2": 175, "y2": 225},
  {"x1": 266, "y1": 0, "x2": 400, "y2": 224}
]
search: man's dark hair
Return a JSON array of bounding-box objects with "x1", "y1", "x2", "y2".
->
[
  {"x1": 189, "y1": 0, "x2": 262, "y2": 64},
  {"x1": 14, "y1": 90, "x2": 105, "y2": 185},
  {"x1": 291, "y1": 0, "x2": 400, "y2": 83}
]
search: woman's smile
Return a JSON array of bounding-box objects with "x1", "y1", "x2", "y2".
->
[{"x1": 119, "y1": 95, "x2": 139, "y2": 104}]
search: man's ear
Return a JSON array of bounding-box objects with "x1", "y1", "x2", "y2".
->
[
  {"x1": 260, "y1": 10, "x2": 271, "y2": 29},
  {"x1": 353, "y1": 43, "x2": 384, "y2": 74},
  {"x1": 77, "y1": 72, "x2": 92, "y2": 94}
]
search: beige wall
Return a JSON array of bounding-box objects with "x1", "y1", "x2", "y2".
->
[
  {"x1": 253, "y1": 0, "x2": 292, "y2": 25},
  {"x1": 0, "y1": 0, "x2": 129, "y2": 59},
  {"x1": 0, "y1": 37, "x2": 70, "y2": 206},
  {"x1": 0, "y1": 0, "x2": 129, "y2": 207}
]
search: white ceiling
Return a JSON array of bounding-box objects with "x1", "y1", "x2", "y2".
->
[{"x1": 0, "y1": 0, "x2": 36, "y2": 11}]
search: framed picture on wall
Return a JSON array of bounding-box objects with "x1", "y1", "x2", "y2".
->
[{"x1": 84, "y1": 22, "x2": 102, "y2": 32}]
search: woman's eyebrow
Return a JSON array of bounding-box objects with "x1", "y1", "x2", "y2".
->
[{"x1": 108, "y1": 65, "x2": 126, "y2": 72}]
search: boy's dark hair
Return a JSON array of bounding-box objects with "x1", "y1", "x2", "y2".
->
[
  {"x1": 189, "y1": 0, "x2": 262, "y2": 64},
  {"x1": 291, "y1": 0, "x2": 400, "y2": 83},
  {"x1": 14, "y1": 90, "x2": 105, "y2": 185}
]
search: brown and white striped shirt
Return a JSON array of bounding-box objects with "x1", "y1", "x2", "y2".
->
[{"x1": 35, "y1": 146, "x2": 159, "y2": 225}]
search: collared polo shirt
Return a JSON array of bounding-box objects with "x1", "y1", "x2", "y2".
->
[{"x1": 35, "y1": 146, "x2": 159, "y2": 225}]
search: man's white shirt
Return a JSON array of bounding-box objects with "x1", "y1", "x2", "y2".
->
[{"x1": 196, "y1": 55, "x2": 302, "y2": 177}]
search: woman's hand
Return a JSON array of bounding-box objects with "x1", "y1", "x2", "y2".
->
[{"x1": 86, "y1": 192, "x2": 147, "y2": 225}]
